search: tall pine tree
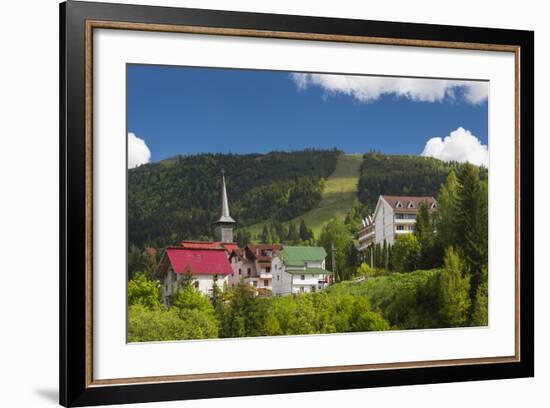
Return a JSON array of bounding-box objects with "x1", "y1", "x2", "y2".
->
[{"x1": 456, "y1": 164, "x2": 488, "y2": 304}]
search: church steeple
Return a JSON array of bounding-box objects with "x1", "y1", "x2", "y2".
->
[{"x1": 214, "y1": 170, "x2": 236, "y2": 242}]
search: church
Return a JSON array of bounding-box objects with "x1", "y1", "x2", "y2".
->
[{"x1": 156, "y1": 171, "x2": 238, "y2": 302}]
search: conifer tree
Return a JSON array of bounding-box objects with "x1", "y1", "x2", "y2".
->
[
  {"x1": 382, "y1": 239, "x2": 389, "y2": 270},
  {"x1": 287, "y1": 222, "x2": 300, "y2": 245},
  {"x1": 456, "y1": 164, "x2": 488, "y2": 302},
  {"x1": 415, "y1": 202, "x2": 434, "y2": 268},
  {"x1": 435, "y1": 170, "x2": 460, "y2": 251},
  {"x1": 438, "y1": 247, "x2": 471, "y2": 327},
  {"x1": 260, "y1": 225, "x2": 272, "y2": 243},
  {"x1": 299, "y1": 219, "x2": 313, "y2": 242}
]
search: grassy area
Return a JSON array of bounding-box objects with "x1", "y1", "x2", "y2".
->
[{"x1": 247, "y1": 153, "x2": 363, "y2": 240}]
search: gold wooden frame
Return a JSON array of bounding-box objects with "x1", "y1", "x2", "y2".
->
[{"x1": 84, "y1": 20, "x2": 521, "y2": 388}]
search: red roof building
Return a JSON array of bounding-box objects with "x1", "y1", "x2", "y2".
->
[{"x1": 162, "y1": 247, "x2": 232, "y2": 276}]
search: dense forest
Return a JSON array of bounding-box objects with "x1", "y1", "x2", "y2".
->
[
  {"x1": 128, "y1": 149, "x2": 338, "y2": 248},
  {"x1": 357, "y1": 152, "x2": 487, "y2": 209}
]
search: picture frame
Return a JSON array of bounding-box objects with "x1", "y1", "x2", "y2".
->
[{"x1": 59, "y1": 1, "x2": 534, "y2": 406}]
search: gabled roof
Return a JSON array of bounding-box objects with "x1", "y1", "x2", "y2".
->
[
  {"x1": 245, "y1": 244, "x2": 282, "y2": 262},
  {"x1": 165, "y1": 248, "x2": 232, "y2": 275},
  {"x1": 379, "y1": 195, "x2": 437, "y2": 214},
  {"x1": 281, "y1": 246, "x2": 327, "y2": 264}
]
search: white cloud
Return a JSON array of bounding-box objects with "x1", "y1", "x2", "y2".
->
[
  {"x1": 421, "y1": 127, "x2": 489, "y2": 167},
  {"x1": 290, "y1": 73, "x2": 488, "y2": 104},
  {"x1": 128, "y1": 132, "x2": 151, "y2": 169}
]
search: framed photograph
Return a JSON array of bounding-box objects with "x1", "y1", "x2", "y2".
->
[{"x1": 60, "y1": 1, "x2": 534, "y2": 406}]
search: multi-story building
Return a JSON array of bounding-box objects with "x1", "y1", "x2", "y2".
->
[
  {"x1": 228, "y1": 244, "x2": 282, "y2": 295},
  {"x1": 358, "y1": 195, "x2": 437, "y2": 257},
  {"x1": 272, "y1": 246, "x2": 332, "y2": 296}
]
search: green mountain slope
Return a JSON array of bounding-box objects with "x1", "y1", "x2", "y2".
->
[
  {"x1": 128, "y1": 150, "x2": 338, "y2": 248},
  {"x1": 248, "y1": 154, "x2": 362, "y2": 239}
]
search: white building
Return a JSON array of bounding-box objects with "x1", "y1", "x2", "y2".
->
[
  {"x1": 272, "y1": 246, "x2": 332, "y2": 296},
  {"x1": 358, "y1": 195, "x2": 437, "y2": 256},
  {"x1": 157, "y1": 247, "x2": 232, "y2": 304}
]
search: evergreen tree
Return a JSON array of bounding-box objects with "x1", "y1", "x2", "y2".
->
[
  {"x1": 435, "y1": 170, "x2": 459, "y2": 251},
  {"x1": 235, "y1": 229, "x2": 252, "y2": 247},
  {"x1": 343, "y1": 240, "x2": 359, "y2": 280},
  {"x1": 374, "y1": 243, "x2": 382, "y2": 269},
  {"x1": 415, "y1": 202, "x2": 435, "y2": 268},
  {"x1": 456, "y1": 164, "x2": 488, "y2": 302},
  {"x1": 287, "y1": 222, "x2": 300, "y2": 245},
  {"x1": 471, "y1": 266, "x2": 488, "y2": 326},
  {"x1": 142, "y1": 250, "x2": 158, "y2": 280},
  {"x1": 260, "y1": 225, "x2": 272, "y2": 243},
  {"x1": 382, "y1": 239, "x2": 389, "y2": 270},
  {"x1": 128, "y1": 245, "x2": 143, "y2": 280},
  {"x1": 273, "y1": 221, "x2": 287, "y2": 244},
  {"x1": 299, "y1": 219, "x2": 313, "y2": 242},
  {"x1": 438, "y1": 247, "x2": 471, "y2": 327},
  {"x1": 387, "y1": 245, "x2": 393, "y2": 271},
  {"x1": 269, "y1": 223, "x2": 279, "y2": 243}
]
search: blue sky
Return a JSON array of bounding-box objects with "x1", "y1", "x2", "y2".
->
[{"x1": 127, "y1": 64, "x2": 489, "y2": 166}]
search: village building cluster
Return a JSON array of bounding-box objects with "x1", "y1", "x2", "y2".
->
[
  {"x1": 155, "y1": 173, "x2": 438, "y2": 303},
  {"x1": 156, "y1": 172, "x2": 334, "y2": 303}
]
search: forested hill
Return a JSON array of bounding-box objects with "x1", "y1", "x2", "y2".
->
[
  {"x1": 128, "y1": 149, "x2": 339, "y2": 248},
  {"x1": 357, "y1": 152, "x2": 488, "y2": 209}
]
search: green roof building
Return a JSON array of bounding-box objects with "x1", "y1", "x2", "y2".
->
[{"x1": 272, "y1": 246, "x2": 333, "y2": 296}]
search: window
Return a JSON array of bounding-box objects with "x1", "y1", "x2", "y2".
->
[
  {"x1": 407, "y1": 201, "x2": 415, "y2": 209},
  {"x1": 238, "y1": 268, "x2": 241, "y2": 275},
  {"x1": 266, "y1": 267, "x2": 271, "y2": 273},
  {"x1": 277, "y1": 275, "x2": 280, "y2": 281},
  {"x1": 395, "y1": 213, "x2": 404, "y2": 219},
  {"x1": 247, "y1": 268, "x2": 251, "y2": 276},
  {"x1": 301, "y1": 275, "x2": 305, "y2": 280},
  {"x1": 311, "y1": 286, "x2": 316, "y2": 293},
  {"x1": 253, "y1": 281, "x2": 257, "y2": 287},
  {"x1": 396, "y1": 225, "x2": 404, "y2": 231},
  {"x1": 264, "y1": 279, "x2": 269, "y2": 287},
  {"x1": 395, "y1": 201, "x2": 403, "y2": 208}
]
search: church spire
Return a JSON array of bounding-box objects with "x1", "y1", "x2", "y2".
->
[
  {"x1": 215, "y1": 170, "x2": 235, "y2": 243},
  {"x1": 217, "y1": 170, "x2": 236, "y2": 224}
]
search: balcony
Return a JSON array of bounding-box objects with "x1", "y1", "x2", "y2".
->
[{"x1": 259, "y1": 272, "x2": 272, "y2": 279}]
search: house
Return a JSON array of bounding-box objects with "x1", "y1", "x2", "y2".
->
[
  {"x1": 228, "y1": 244, "x2": 282, "y2": 295},
  {"x1": 358, "y1": 195, "x2": 437, "y2": 256},
  {"x1": 272, "y1": 246, "x2": 332, "y2": 296},
  {"x1": 156, "y1": 247, "x2": 232, "y2": 303},
  {"x1": 155, "y1": 171, "x2": 238, "y2": 301}
]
